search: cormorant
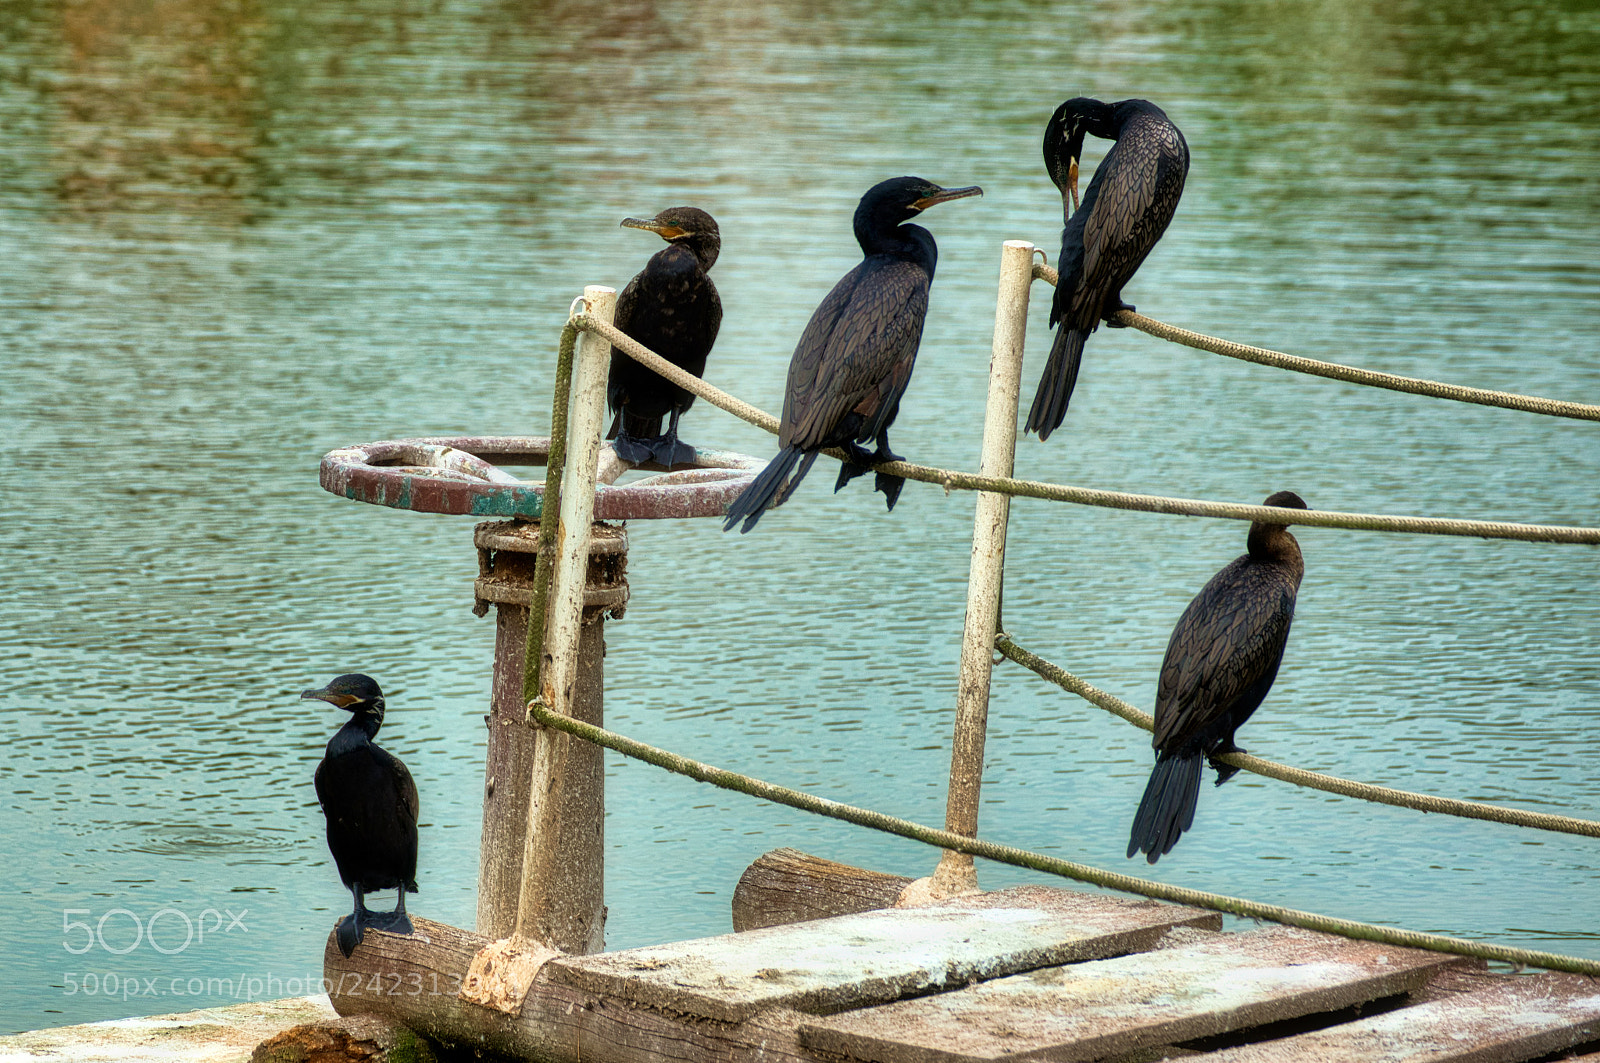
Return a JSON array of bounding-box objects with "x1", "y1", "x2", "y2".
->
[
  {"x1": 721, "y1": 176, "x2": 981, "y2": 533},
  {"x1": 606, "y1": 207, "x2": 722, "y2": 467},
  {"x1": 303, "y1": 674, "x2": 419, "y2": 957},
  {"x1": 1028, "y1": 98, "x2": 1188, "y2": 440},
  {"x1": 1126, "y1": 491, "x2": 1308, "y2": 864}
]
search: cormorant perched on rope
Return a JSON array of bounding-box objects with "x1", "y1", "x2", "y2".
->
[
  {"x1": 1127, "y1": 491, "x2": 1307, "y2": 864},
  {"x1": 607, "y1": 207, "x2": 723, "y2": 468},
  {"x1": 721, "y1": 176, "x2": 981, "y2": 533},
  {"x1": 1028, "y1": 97, "x2": 1188, "y2": 440},
  {"x1": 304, "y1": 674, "x2": 419, "y2": 957}
]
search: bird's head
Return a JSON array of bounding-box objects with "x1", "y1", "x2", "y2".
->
[
  {"x1": 1247, "y1": 491, "x2": 1309, "y2": 559},
  {"x1": 302, "y1": 673, "x2": 386, "y2": 724},
  {"x1": 620, "y1": 207, "x2": 718, "y2": 243},
  {"x1": 1259, "y1": 490, "x2": 1309, "y2": 521},
  {"x1": 621, "y1": 207, "x2": 721, "y2": 269},
  {"x1": 855, "y1": 176, "x2": 983, "y2": 233},
  {"x1": 1044, "y1": 98, "x2": 1101, "y2": 214}
]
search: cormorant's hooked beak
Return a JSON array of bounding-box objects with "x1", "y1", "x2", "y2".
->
[
  {"x1": 301, "y1": 687, "x2": 358, "y2": 708},
  {"x1": 910, "y1": 185, "x2": 983, "y2": 211},
  {"x1": 1067, "y1": 156, "x2": 1080, "y2": 214},
  {"x1": 621, "y1": 216, "x2": 687, "y2": 241}
]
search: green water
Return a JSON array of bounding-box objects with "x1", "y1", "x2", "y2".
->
[{"x1": 1, "y1": 0, "x2": 1597, "y2": 1033}]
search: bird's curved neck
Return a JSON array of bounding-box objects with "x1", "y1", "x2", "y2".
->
[
  {"x1": 326, "y1": 712, "x2": 381, "y2": 757},
  {"x1": 678, "y1": 232, "x2": 720, "y2": 272},
  {"x1": 856, "y1": 219, "x2": 937, "y2": 274},
  {"x1": 1247, "y1": 523, "x2": 1303, "y2": 573}
]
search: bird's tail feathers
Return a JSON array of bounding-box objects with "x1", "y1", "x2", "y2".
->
[
  {"x1": 1126, "y1": 753, "x2": 1203, "y2": 864},
  {"x1": 722, "y1": 447, "x2": 811, "y2": 533},
  {"x1": 1025, "y1": 327, "x2": 1087, "y2": 440}
]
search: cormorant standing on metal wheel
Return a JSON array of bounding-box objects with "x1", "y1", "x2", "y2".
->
[
  {"x1": 304, "y1": 673, "x2": 419, "y2": 957},
  {"x1": 722, "y1": 176, "x2": 981, "y2": 533},
  {"x1": 1127, "y1": 491, "x2": 1308, "y2": 864},
  {"x1": 1028, "y1": 97, "x2": 1188, "y2": 439},
  {"x1": 607, "y1": 207, "x2": 723, "y2": 468}
]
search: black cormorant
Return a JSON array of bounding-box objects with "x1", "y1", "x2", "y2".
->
[
  {"x1": 303, "y1": 674, "x2": 419, "y2": 957},
  {"x1": 607, "y1": 207, "x2": 723, "y2": 467},
  {"x1": 1126, "y1": 491, "x2": 1307, "y2": 864},
  {"x1": 1028, "y1": 98, "x2": 1188, "y2": 440},
  {"x1": 721, "y1": 176, "x2": 981, "y2": 533}
]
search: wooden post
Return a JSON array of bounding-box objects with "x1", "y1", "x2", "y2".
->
[
  {"x1": 921, "y1": 241, "x2": 1035, "y2": 900},
  {"x1": 459, "y1": 288, "x2": 617, "y2": 1012},
  {"x1": 474, "y1": 521, "x2": 627, "y2": 941},
  {"x1": 510, "y1": 285, "x2": 614, "y2": 949}
]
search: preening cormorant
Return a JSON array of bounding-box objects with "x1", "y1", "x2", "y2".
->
[
  {"x1": 721, "y1": 176, "x2": 981, "y2": 533},
  {"x1": 1028, "y1": 97, "x2": 1188, "y2": 440},
  {"x1": 606, "y1": 207, "x2": 723, "y2": 468},
  {"x1": 1126, "y1": 491, "x2": 1307, "y2": 864},
  {"x1": 304, "y1": 673, "x2": 419, "y2": 957}
]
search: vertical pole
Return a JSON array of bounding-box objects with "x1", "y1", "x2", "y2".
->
[
  {"x1": 512, "y1": 285, "x2": 615, "y2": 951},
  {"x1": 476, "y1": 536, "x2": 614, "y2": 944},
  {"x1": 930, "y1": 241, "x2": 1035, "y2": 897}
]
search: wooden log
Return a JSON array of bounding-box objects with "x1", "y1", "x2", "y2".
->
[
  {"x1": 731, "y1": 848, "x2": 913, "y2": 931},
  {"x1": 321, "y1": 917, "x2": 814, "y2": 1063}
]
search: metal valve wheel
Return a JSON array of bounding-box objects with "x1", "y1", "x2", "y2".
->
[{"x1": 319, "y1": 435, "x2": 763, "y2": 521}]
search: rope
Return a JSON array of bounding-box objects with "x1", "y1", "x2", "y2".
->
[
  {"x1": 995, "y1": 637, "x2": 1600, "y2": 840},
  {"x1": 572, "y1": 314, "x2": 1600, "y2": 545},
  {"x1": 1031, "y1": 263, "x2": 1600, "y2": 422},
  {"x1": 522, "y1": 321, "x2": 581, "y2": 702},
  {"x1": 527, "y1": 700, "x2": 1600, "y2": 977}
]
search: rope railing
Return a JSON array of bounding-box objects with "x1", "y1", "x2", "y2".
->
[
  {"x1": 556, "y1": 259, "x2": 1600, "y2": 976},
  {"x1": 574, "y1": 313, "x2": 1600, "y2": 545},
  {"x1": 528, "y1": 699, "x2": 1600, "y2": 977},
  {"x1": 1031, "y1": 263, "x2": 1600, "y2": 422},
  {"x1": 995, "y1": 636, "x2": 1600, "y2": 840}
]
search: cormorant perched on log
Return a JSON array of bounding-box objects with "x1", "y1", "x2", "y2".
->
[
  {"x1": 721, "y1": 176, "x2": 981, "y2": 533},
  {"x1": 1028, "y1": 98, "x2": 1188, "y2": 440},
  {"x1": 607, "y1": 207, "x2": 723, "y2": 468},
  {"x1": 303, "y1": 674, "x2": 419, "y2": 957},
  {"x1": 1127, "y1": 491, "x2": 1308, "y2": 864}
]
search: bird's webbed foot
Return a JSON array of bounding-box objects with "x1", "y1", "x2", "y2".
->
[
  {"x1": 875, "y1": 472, "x2": 906, "y2": 510},
  {"x1": 611, "y1": 432, "x2": 655, "y2": 465},
  {"x1": 334, "y1": 915, "x2": 363, "y2": 958},
  {"x1": 650, "y1": 436, "x2": 698, "y2": 469},
  {"x1": 1208, "y1": 742, "x2": 1245, "y2": 786},
  {"x1": 650, "y1": 410, "x2": 698, "y2": 469},
  {"x1": 869, "y1": 435, "x2": 904, "y2": 510},
  {"x1": 364, "y1": 909, "x2": 415, "y2": 937},
  {"x1": 1104, "y1": 295, "x2": 1136, "y2": 326},
  {"x1": 833, "y1": 441, "x2": 877, "y2": 493}
]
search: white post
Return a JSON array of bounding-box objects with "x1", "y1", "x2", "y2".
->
[
  {"x1": 461, "y1": 286, "x2": 616, "y2": 1013},
  {"x1": 922, "y1": 241, "x2": 1035, "y2": 900},
  {"x1": 538, "y1": 285, "x2": 616, "y2": 718}
]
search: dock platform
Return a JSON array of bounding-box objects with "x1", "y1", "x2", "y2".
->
[{"x1": 322, "y1": 878, "x2": 1600, "y2": 1063}]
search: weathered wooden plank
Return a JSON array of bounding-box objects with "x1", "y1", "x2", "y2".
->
[
  {"x1": 731, "y1": 848, "x2": 913, "y2": 931},
  {"x1": 548, "y1": 885, "x2": 1221, "y2": 1023},
  {"x1": 800, "y1": 926, "x2": 1461, "y2": 1063},
  {"x1": 322, "y1": 915, "x2": 820, "y2": 1063},
  {"x1": 1194, "y1": 971, "x2": 1600, "y2": 1063}
]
